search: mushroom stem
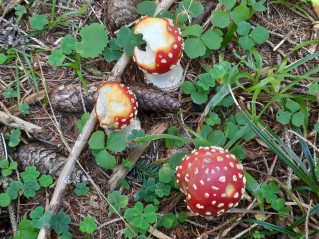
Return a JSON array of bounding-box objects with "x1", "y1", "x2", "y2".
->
[{"x1": 145, "y1": 63, "x2": 184, "y2": 92}]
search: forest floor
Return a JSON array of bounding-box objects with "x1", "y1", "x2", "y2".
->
[{"x1": 1, "y1": 0, "x2": 319, "y2": 238}]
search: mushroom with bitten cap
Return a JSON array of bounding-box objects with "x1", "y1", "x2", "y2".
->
[
  {"x1": 95, "y1": 82, "x2": 138, "y2": 131},
  {"x1": 133, "y1": 16, "x2": 184, "y2": 92},
  {"x1": 176, "y1": 146, "x2": 246, "y2": 217}
]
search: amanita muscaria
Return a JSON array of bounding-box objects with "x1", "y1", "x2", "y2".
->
[
  {"x1": 133, "y1": 16, "x2": 184, "y2": 91},
  {"x1": 95, "y1": 82, "x2": 138, "y2": 130},
  {"x1": 176, "y1": 146, "x2": 246, "y2": 217}
]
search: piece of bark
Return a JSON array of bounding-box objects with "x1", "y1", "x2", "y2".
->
[
  {"x1": 49, "y1": 82, "x2": 181, "y2": 113},
  {"x1": 106, "y1": 0, "x2": 139, "y2": 30},
  {"x1": 13, "y1": 143, "x2": 88, "y2": 184}
]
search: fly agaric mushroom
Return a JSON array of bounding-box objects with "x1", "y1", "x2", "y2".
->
[
  {"x1": 133, "y1": 17, "x2": 184, "y2": 92},
  {"x1": 176, "y1": 146, "x2": 246, "y2": 217},
  {"x1": 95, "y1": 82, "x2": 138, "y2": 131}
]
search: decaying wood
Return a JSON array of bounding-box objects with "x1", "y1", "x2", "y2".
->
[
  {"x1": 49, "y1": 82, "x2": 181, "y2": 113},
  {"x1": 108, "y1": 122, "x2": 169, "y2": 190},
  {"x1": 106, "y1": 0, "x2": 139, "y2": 30},
  {"x1": 0, "y1": 111, "x2": 42, "y2": 134},
  {"x1": 13, "y1": 143, "x2": 88, "y2": 183}
]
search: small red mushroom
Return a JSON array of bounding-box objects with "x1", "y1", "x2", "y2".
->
[
  {"x1": 133, "y1": 17, "x2": 184, "y2": 91},
  {"x1": 176, "y1": 146, "x2": 246, "y2": 217},
  {"x1": 95, "y1": 82, "x2": 138, "y2": 130}
]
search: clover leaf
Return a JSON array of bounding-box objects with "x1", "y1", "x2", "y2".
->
[
  {"x1": 8, "y1": 128, "x2": 21, "y2": 147},
  {"x1": 6, "y1": 181, "x2": 23, "y2": 200},
  {"x1": 137, "y1": 1, "x2": 156, "y2": 16},
  {"x1": 60, "y1": 36, "x2": 77, "y2": 54},
  {"x1": 107, "y1": 191, "x2": 128, "y2": 214},
  {"x1": 29, "y1": 14, "x2": 49, "y2": 30},
  {"x1": 30, "y1": 206, "x2": 52, "y2": 229},
  {"x1": 124, "y1": 202, "x2": 157, "y2": 231},
  {"x1": 21, "y1": 166, "x2": 40, "y2": 182},
  {"x1": 23, "y1": 181, "x2": 40, "y2": 198},
  {"x1": 50, "y1": 211, "x2": 71, "y2": 235},
  {"x1": 74, "y1": 182, "x2": 89, "y2": 196},
  {"x1": 0, "y1": 160, "x2": 17, "y2": 177},
  {"x1": 115, "y1": 27, "x2": 144, "y2": 56},
  {"x1": 18, "y1": 103, "x2": 30, "y2": 115},
  {"x1": 106, "y1": 131, "x2": 127, "y2": 153},
  {"x1": 76, "y1": 112, "x2": 90, "y2": 133},
  {"x1": 48, "y1": 50, "x2": 66, "y2": 66},
  {"x1": 3, "y1": 87, "x2": 18, "y2": 98},
  {"x1": 79, "y1": 216, "x2": 97, "y2": 234},
  {"x1": 75, "y1": 23, "x2": 108, "y2": 58},
  {"x1": 260, "y1": 182, "x2": 280, "y2": 203},
  {"x1": 211, "y1": 10, "x2": 230, "y2": 28},
  {"x1": 0, "y1": 193, "x2": 11, "y2": 207},
  {"x1": 39, "y1": 175, "x2": 53, "y2": 188}
]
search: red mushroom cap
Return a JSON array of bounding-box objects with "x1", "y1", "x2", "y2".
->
[
  {"x1": 133, "y1": 17, "x2": 183, "y2": 74},
  {"x1": 95, "y1": 82, "x2": 138, "y2": 130},
  {"x1": 176, "y1": 146, "x2": 246, "y2": 217}
]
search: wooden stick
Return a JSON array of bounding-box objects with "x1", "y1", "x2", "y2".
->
[{"x1": 0, "y1": 111, "x2": 42, "y2": 134}]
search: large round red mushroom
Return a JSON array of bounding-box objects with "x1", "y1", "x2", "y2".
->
[
  {"x1": 133, "y1": 17, "x2": 184, "y2": 91},
  {"x1": 176, "y1": 146, "x2": 246, "y2": 217},
  {"x1": 95, "y1": 82, "x2": 138, "y2": 130}
]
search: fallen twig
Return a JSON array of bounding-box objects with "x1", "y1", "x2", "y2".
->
[{"x1": 0, "y1": 111, "x2": 42, "y2": 134}]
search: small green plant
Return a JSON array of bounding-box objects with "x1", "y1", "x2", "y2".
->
[
  {"x1": 182, "y1": 24, "x2": 223, "y2": 58},
  {"x1": 30, "y1": 206, "x2": 52, "y2": 229},
  {"x1": 74, "y1": 182, "x2": 89, "y2": 196},
  {"x1": 49, "y1": 211, "x2": 71, "y2": 235},
  {"x1": 39, "y1": 174, "x2": 53, "y2": 188},
  {"x1": 157, "y1": 212, "x2": 187, "y2": 229},
  {"x1": 181, "y1": 61, "x2": 232, "y2": 104},
  {"x1": 0, "y1": 159, "x2": 18, "y2": 177},
  {"x1": 88, "y1": 130, "x2": 127, "y2": 170},
  {"x1": 6, "y1": 129, "x2": 21, "y2": 147},
  {"x1": 107, "y1": 191, "x2": 129, "y2": 214},
  {"x1": 79, "y1": 216, "x2": 97, "y2": 235},
  {"x1": 29, "y1": 14, "x2": 49, "y2": 30},
  {"x1": 124, "y1": 202, "x2": 157, "y2": 235},
  {"x1": 276, "y1": 100, "x2": 307, "y2": 127},
  {"x1": 3, "y1": 87, "x2": 18, "y2": 98},
  {"x1": 75, "y1": 112, "x2": 90, "y2": 132},
  {"x1": 18, "y1": 103, "x2": 30, "y2": 115}
]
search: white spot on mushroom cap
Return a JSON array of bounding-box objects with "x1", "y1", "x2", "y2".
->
[
  {"x1": 168, "y1": 53, "x2": 173, "y2": 58},
  {"x1": 217, "y1": 203, "x2": 224, "y2": 208},
  {"x1": 219, "y1": 176, "x2": 226, "y2": 183},
  {"x1": 217, "y1": 156, "x2": 224, "y2": 161},
  {"x1": 161, "y1": 59, "x2": 167, "y2": 63},
  {"x1": 196, "y1": 204, "x2": 204, "y2": 209},
  {"x1": 212, "y1": 201, "x2": 216, "y2": 205},
  {"x1": 205, "y1": 212, "x2": 212, "y2": 216},
  {"x1": 204, "y1": 193, "x2": 209, "y2": 198},
  {"x1": 193, "y1": 184, "x2": 197, "y2": 190},
  {"x1": 233, "y1": 192, "x2": 239, "y2": 198}
]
